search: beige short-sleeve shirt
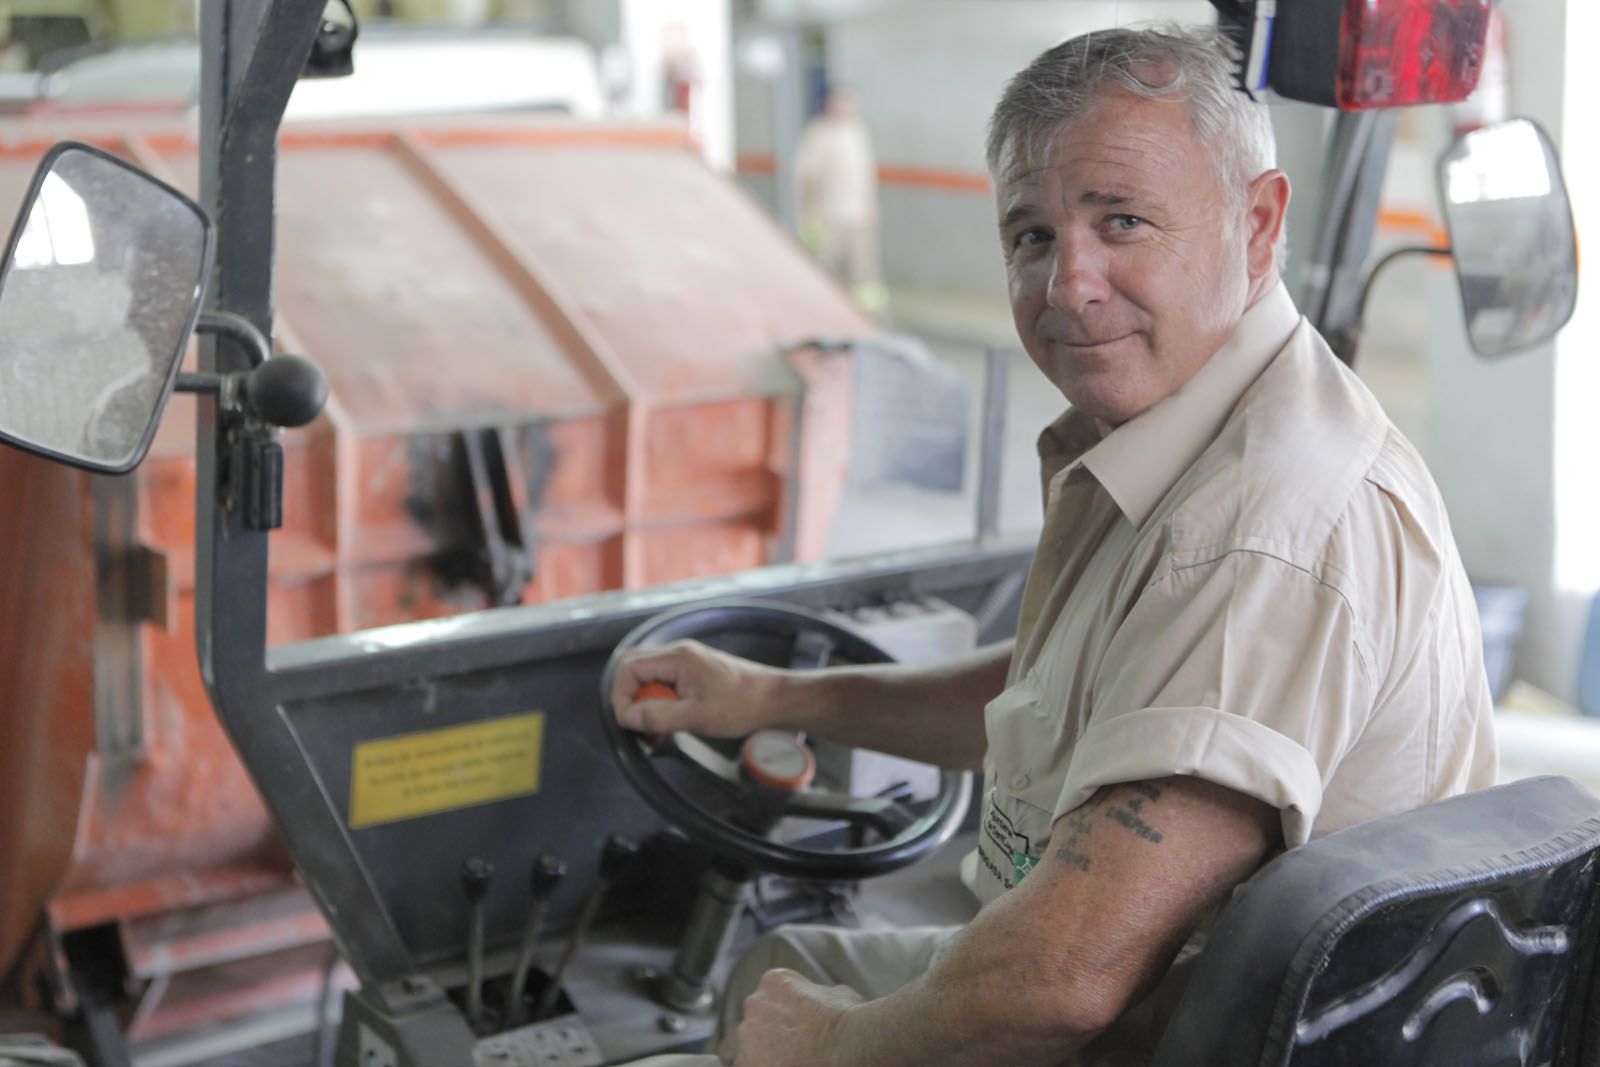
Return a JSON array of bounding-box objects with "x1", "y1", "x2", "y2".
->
[{"x1": 971, "y1": 282, "x2": 1498, "y2": 905}]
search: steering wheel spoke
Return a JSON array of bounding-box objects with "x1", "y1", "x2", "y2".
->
[
  {"x1": 656, "y1": 731, "x2": 745, "y2": 796},
  {"x1": 780, "y1": 789, "x2": 919, "y2": 838},
  {"x1": 789, "y1": 629, "x2": 838, "y2": 670}
]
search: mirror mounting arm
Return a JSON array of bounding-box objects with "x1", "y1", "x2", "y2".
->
[
  {"x1": 1329, "y1": 244, "x2": 1453, "y2": 364},
  {"x1": 174, "y1": 312, "x2": 328, "y2": 432},
  {"x1": 175, "y1": 371, "x2": 223, "y2": 395},
  {"x1": 173, "y1": 311, "x2": 274, "y2": 414},
  {"x1": 196, "y1": 310, "x2": 272, "y2": 367}
]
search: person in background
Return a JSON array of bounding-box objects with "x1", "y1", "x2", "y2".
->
[{"x1": 795, "y1": 84, "x2": 888, "y2": 315}]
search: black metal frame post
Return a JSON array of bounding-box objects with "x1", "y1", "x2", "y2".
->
[
  {"x1": 1300, "y1": 109, "x2": 1401, "y2": 365},
  {"x1": 196, "y1": 0, "x2": 423, "y2": 1007}
]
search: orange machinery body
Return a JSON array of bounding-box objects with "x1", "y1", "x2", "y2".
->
[{"x1": 0, "y1": 113, "x2": 868, "y2": 1040}]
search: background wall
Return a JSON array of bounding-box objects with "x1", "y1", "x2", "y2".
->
[{"x1": 737, "y1": 0, "x2": 1211, "y2": 293}]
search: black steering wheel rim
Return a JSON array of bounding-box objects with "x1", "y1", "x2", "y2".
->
[{"x1": 600, "y1": 598, "x2": 971, "y2": 881}]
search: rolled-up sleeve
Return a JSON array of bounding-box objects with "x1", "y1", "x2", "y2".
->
[{"x1": 1056, "y1": 548, "x2": 1373, "y2": 847}]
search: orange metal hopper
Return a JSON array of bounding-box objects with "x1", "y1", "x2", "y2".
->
[{"x1": 0, "y1": 113, "x2": 871, "y2": 1039}]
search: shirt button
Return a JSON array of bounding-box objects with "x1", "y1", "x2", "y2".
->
[{"x1": 1010, "y1": 772, "x2": 1030, "y2": 790}]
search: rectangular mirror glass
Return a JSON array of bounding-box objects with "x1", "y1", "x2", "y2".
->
[{"x1": 0, "y1": 141, "x2": 213, "y2": 472}]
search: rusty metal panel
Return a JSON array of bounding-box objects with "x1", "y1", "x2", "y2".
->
[
  {"x1": 269, "y1": 143, "x2": 616, "y2": 432},
  {"x1": 0, "y1": 452, "x2": 98, "y2": 986},
  {"x1": 427, "y1": 137, "x2": 872, "y2": 402}
]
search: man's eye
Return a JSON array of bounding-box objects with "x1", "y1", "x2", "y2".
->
[
  {"x1": 1013, "y1": 228, "x2": 1051, "y2": 250},
  {"x1": 1107, "y1": 214, "x2": 1145, "y2": 233}
]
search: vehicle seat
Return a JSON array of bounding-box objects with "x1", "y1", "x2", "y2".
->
[{"x1": 1151, "y1": 775, "x2": 1600, "y2": 1066}]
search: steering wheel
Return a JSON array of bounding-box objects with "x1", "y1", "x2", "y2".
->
[{"x1": 600, "y1": 599, "x2": 972, "y2": 881}]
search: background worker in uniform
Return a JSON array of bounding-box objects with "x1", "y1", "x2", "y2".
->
[
  {"x1": 795, "y1": 83, "x2": 888, "y2": 315},
  {"x1": 618, "y1": 26, "x2": 1497, "y2": 1067}
]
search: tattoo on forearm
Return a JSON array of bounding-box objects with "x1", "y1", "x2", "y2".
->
[
  {"x1": 1052, "y1": 783, "x2": 1166, "y2": 871},
  {"x1": 1053, "y1": 807, "x2": 1095, "y2": 872},
  {"x1": 1106, "y1": 803, "x2": 1164, "y2": 843},
  {"x1": 1107, "y1": 782, "x2": 1164, "y2": 843},
  {"x1": 1126, "y1": 782, "x2": 1162, "y2": 805}
]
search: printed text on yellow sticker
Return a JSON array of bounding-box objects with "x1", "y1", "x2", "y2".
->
[{"x1": 349, "y1": 713, "x2": 543, "y2": 828}]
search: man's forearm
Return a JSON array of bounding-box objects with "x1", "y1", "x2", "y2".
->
[
  {"x1": 824, "y1": 877, "x2": 1104, "y2": 1067},
  {"x1": 766, "y1": 640, "x2": 1011, "y2": 770},
  {"x1": 804, "y1": 778, "x2": 1280, "y2": 1067}
]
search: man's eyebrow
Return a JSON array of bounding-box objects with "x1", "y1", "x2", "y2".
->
[
  {"x1": 1081, "y1": 190, "x2": 1135, "y2": 207},
  {"x1": 998, "y1": 202, "x2": 1038, "y2": 232}
]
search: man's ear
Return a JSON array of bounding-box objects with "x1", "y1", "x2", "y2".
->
[{"x1": 1243, "y1": 169, "x2": 1290, "y2": 284}]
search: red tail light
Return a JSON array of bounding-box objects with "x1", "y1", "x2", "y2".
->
[{"x1": 1267, "y1": 0, "x2": 1491, "y2": 110}]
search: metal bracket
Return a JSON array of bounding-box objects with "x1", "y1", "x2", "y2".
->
[
  {"x1": 178, "y1": 313, "x2": 316, "y2": 531},
  {"x1": 245, "y1": 437, "x2": 285, "y2": 531},
  {"x1": 458, "y1": 427, "x2": 540, "y2": 606},
  {"x1": 379, "y1": 974, "x2": 448, "y2": 1015}
]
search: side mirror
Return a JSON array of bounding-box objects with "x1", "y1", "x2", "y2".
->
[
  {"x1": 0, "y1": 142, "x2": 213, "y2": 472},
  {"x1": 1438, "y1": 118, "x2": 1580, "y2": 358}
]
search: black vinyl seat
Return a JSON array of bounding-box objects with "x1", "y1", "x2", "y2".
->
[{"x1": 1152, "y1": 776, "x2": 1600, "y2": 1067}]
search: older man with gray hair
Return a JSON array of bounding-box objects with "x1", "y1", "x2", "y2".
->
[{"x1": 619, "y1": 24, "x2": 1496, "y2": 1067}]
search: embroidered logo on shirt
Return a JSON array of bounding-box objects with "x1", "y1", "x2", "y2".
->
[
  {"x1": 981, "y1": 799, "x2": 1040, "y2": 890},
  {"x1": 983, "y1": 802, "x2": 1029, "y2": 861}
]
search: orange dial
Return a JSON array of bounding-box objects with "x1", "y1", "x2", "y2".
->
[{"x1": 739, "y1": 730, "x2": 817, "y2": 792}]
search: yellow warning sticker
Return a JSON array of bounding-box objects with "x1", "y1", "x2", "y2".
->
[{"x1": 349, "y1": 713, "x2": 544, "y2": 829}]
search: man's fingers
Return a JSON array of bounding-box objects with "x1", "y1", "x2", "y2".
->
[
  {"x1": 758, "y1": 968, "x2": 804, "y2": 991},
  {"x1": 616, "y1": 697, "x2": 682, "y2": 734},
  {"x1": 609, "y1": 645, "x2": 693, "y2": 722},
  {"x1": 608, "y1": 638, "x2": 769, "y2": 738}
]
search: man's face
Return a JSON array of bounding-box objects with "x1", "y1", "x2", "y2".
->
[{"x1": 997, "y1": 90, "x2": 1266, "y2": 428}]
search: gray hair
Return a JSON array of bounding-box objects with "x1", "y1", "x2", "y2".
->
[{"x1": 985, "y1": 26, "x2": 1277, "y2": 208}]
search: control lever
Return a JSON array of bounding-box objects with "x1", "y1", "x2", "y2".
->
[
  {"x1": 531, "y1": 834, "x2": 638, "y2": 1021},
  {"x1": 460, "y1": 856, "x2": 495, "y2": 1031},
  {"x1": 503, "y1": 853, "x2": 568, "y2": 1024}
]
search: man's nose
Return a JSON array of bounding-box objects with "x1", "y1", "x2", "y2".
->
[{"x1": 1046, "y1": 232, "x2": 1111, "y2": 311}]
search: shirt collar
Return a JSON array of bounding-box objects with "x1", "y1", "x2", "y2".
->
[{"x1": 1037, "y1": 281, "x2": 1302, "y2": 526}]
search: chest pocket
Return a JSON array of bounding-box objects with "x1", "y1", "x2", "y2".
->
[{"x1": 977, "y1": 670, "x2": 1076, "y2": 898}]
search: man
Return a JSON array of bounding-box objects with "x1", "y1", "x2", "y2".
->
[
  {"x1": 617, "y1": 26, "x2": 1497, "y2": 1067},
  {"x1": 795, "y1": 84, "x2": 888, "y2": 314}
]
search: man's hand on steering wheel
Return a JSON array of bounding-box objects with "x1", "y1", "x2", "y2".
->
[
  {"x1": 600, "y1": 600, "x2": 971, "y2": 881},
  {"x1": 609, "y1": 639, "x2": 788, "y2": 738}
]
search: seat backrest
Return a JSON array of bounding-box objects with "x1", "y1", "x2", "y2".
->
[{"x1": 1152, "y1": 776, "x2": 1600, "y2": 1067}]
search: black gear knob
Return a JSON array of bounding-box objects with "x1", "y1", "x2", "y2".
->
[
  {"x1": 531, "y1": 854, "x2": 567, "y2": 898},
  {"x1": 242, "y1": 354, "x2": 328, "y2": 428},
  {"x1": 460, "y1": 856, "x2": 494, "y2": 903},
  {"x1": 599, "y1": 834, "x2": 638, "y2": 880}
]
